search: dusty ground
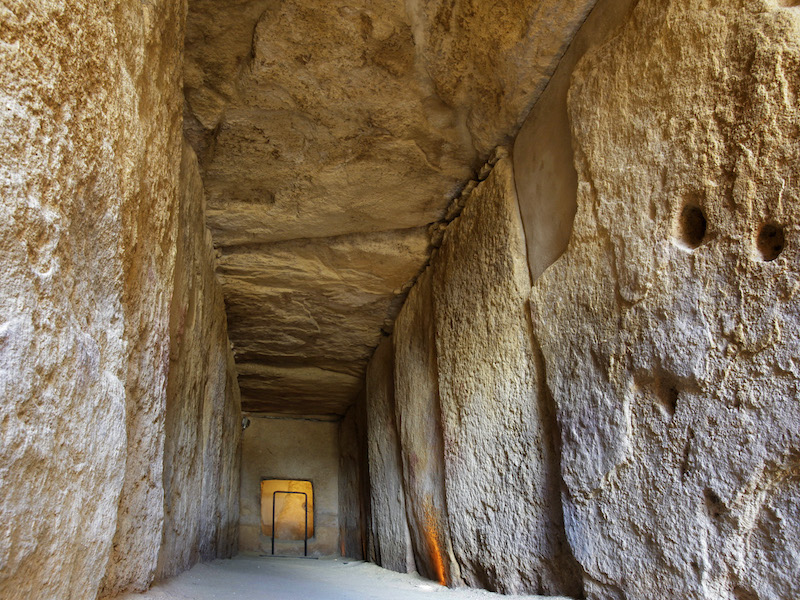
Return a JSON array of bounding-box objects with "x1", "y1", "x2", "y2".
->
[{"x1": 120, "y1": 555, "x2": 575, "y2": 600}]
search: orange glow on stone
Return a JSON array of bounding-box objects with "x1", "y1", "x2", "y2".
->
[
  {"x1": 260, "y1": 479, "x2": 314, "y2": 539},
  {"x1": 423, "y1": 502, "x2": 447, "y2": 586}
]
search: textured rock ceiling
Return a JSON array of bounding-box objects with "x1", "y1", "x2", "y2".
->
[{"x1": 184, "y1": 0, "x2": 596, "y2": 415}]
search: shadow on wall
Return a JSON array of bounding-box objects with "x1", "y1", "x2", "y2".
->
[{"x1": 513, "y1": 0, "x2": 641, "y2": 283}]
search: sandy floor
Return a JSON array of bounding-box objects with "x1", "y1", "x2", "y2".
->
[{"x1": 120, "y1": 555, "x2": 575, "y2": 600}]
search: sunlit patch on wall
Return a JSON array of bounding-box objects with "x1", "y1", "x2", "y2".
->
[
  {"x1": 423, "y1": 499, "x2": 447, "y2": 586},
  {"x1": 261, "y1": 479, "x2": 314, "y2": 539}
]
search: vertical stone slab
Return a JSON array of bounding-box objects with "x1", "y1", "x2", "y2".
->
[
  {"x1": 156, "y1": 143, "x2": 242, "y2": 580},
  {"x1": 513, "y1": 0, "x2": 640, "y2": 282},
  {"x1": 432, "y1": 156, "x2": 581, "y2": 595},
  {"x1": 531, "y1": 1, "x2": 800, "y2": 598},
  {"x1": 392, "y1": 267, "x2": 459, "y2": 586},
  {"x1": 99, "y1": 1, "x2": 186, "y2": 595},
  {"x1": 0, "y1": 5, "x2": 127, "y2": 597},
  {"x1": 0, "y1": 2, "x2": 182, "y2": 599},
  {"x1": 338, "y1": 391, "x2": 369, "y2": 560},
  {"x1": 365, "y1": 337, "x2": 415, "y2": 573}
]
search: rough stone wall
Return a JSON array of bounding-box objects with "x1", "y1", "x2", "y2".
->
[
  {"x1": 239, "y1": 416, "x2": 340, "y2": 557},
  {"x1": 98, "y1": 1, "x2": 186, "y2": 594},
  {"x1": 0, "y1": 3, "x2": 241, "y2": 598},
  {"x1": 529, "y1": 1, "x2": 800, "y2": 598},
  {"x1": 363, "y1": 156, "x2": 581, "y2": 595},
  {"x1": 365, "y1": 337, "x2": 415, "y2": 573},
  {"x1": 155, "y1": 143, "x2": 242, "y2": 580},
  {"x1": 0, "y1": 2, "x2": 181, "y2": 598},
  {"x1": 392, "y1": 267, "x2": 459, "y2": 586},
  {"x1": 431, "y1": 157, "x2": 581, "y2": 595},
  {"x1": 338, "y1": 391, "x2": 370, "y2": 560}
]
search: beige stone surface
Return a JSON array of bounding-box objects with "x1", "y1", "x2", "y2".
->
[
  {"x1": 216, "y1": 228, "x2": 429, "y2": 415},
  {"x1": 184, "y1": 0, "x2": 599, "y2": 414},
  {"x1": 432, "y1": 157, "x2": 581, "y2": 595},
  {"x1": 530, "y1": 1, "x2": 800, "y2": 598},
  {"x1": 0, "y1": 2, "x2": 182, "y2": 598},
  {"x1": 339, "y1": 391, "x2": 371, "y2": 561},
  {"x1": 365, "y1": 337, "x2": 415, "y2": 573},
  {"x1": 392, "y1": 267, "x2": 459, "y2": 586},
  {"x1": 513, "y1": 0, "x2": 640, "y2": 282},
  {"x1": 155, "y1": 143, "x2": 242, "y2": 581},
  {"x1": 98, "y1": 0, "x2": 185, "y2": 593},
  {"x1": 239, "y1": 416, "x2": 340, "y2": 557},
  {"x1": 407, "y1": 0, "x2": 597, "y2": 156}
]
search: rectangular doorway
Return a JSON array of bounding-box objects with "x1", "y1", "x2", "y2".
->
[{"x1": 261, "y1": 479, "x2": 314, "y2": 539}]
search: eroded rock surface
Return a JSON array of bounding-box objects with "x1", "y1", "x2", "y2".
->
[
  {"x1": 366, "y1": 337, "x2": 415, "y2": 573},
  {"x1": 392, "y1": 267, "x2": 459, "y2": 586},
  {"x1": 364, "y1": 155, "x2": 583, "y2": 594},
  {"x1": 0, "y1": 4, "x2": 243, "y2": 597},
  {"x1": 99, "y1": 1, "x2": 186, "y2": 594},
  {"x1": 184, "y1": 0, "x2": 598, "y2": 414},
  {"x1": 432, "y1": 157, "x2": 581, "y2": 595},
  {"x1": 0, "y1": 2, "x2": 182, "y2": 597},
  {"x1": 530, "y1": 1, "x2": 800, "y2": 597},
  {"x1": 156, "y1": 144, "x2": 242, "y2": 581}
]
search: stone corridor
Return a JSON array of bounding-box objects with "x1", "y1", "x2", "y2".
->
[{"x1": 1, "y1": 1, "x2": 799, "y2": 599}]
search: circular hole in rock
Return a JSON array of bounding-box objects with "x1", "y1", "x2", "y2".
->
[
  {"x1": 677, "y1": 204, "x2": 707, "y2": 249},
  {"x1": 757, "y1": 223, "x2": 785, "y2": 261}
]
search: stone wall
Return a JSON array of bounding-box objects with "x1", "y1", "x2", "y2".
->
[
  {"x1": 363, "y1": 2, "x2": 800, "y2": 597},
  {"x1": 98, "y1": 1, "x2": 187, "y2": 593},
  {"x1": 239, "y1": 416, "x2": 339, "y2": 557},
  {"x1": 528, "y1": 0, "x2": 800, "y2": 598},
  {"x1": 155, "y1": 143, "x2": 242, "y2": 581},
  {"x1": 365, "y1": 337, "x2": 415, "y2": 573},
  {"x1": 363, "y1": 156, "x2": 581, "y2": 595},
  {"x1": 338, "y1": 391, "x2": 370, "y2": 560},
  {"x1": 0, "y1": 2, "x2": 241, "y2": 598},
  {"x1": 392, "y1": 267, "x2": 457, "y2": 586}
]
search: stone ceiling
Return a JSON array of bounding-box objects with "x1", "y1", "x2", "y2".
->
[{"x1": 184, "y1": 0, "x2": 596, "y2": 416}]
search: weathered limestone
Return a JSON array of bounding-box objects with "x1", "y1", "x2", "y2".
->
[
  {"x1": 5, "y1": 1, "x2": 800, "y2": 598},
  {"x1": 392, "y1": 267, "x2": 459, "y2": 586},
  {"x1": 239, "y1": 416, "x2": 340, "y2": 557},
  {"x1": 216, "y1": 229, "x2": 429, "y2": 415},
  {"x1": 431, "y1": 157, "x2": 581, "y2": 595},
  {"x1": 99, "y1": 2, "x2": 187, "y2": 593},
  {"x1": 0, "y1": 2, "x2": 181, "y2": 597},
  {"x1": 366, "y1": 337, "x2": 415, "y2": 573},
  {"x1": 338, "y1": 391, "x2": 371, "y2": 561},
  {"x1": 184, "y1": 0, "x2": 600, "y2": 414},
  {"x1": 530, "y1": 1, "x2": 800, "y2": 598},
  {"x1": 156, "y1": 143, "x2": 242, "y2": 581},
  {"x1": 513, "y1": 0, "x2": 640, "y2": 281},
  {"x1": 406, "y1": 0, "x2": 598, "y2": 156},
  {"x1": 0, "y1": 4, "x2": 242, "y2": 598}
]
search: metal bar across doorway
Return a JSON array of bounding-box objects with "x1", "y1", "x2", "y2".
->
[{"x1": 271, "y1": 490, "x2": 308, "y2": 557}]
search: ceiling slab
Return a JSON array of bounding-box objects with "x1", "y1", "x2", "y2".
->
[{"x1": 185, "y1": 0, "x2": 598, "y2": 414}]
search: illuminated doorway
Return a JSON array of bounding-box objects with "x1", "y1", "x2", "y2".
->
[{"x1": 261, "y1": 479, "x2": 314, "y2": 550}]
